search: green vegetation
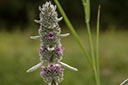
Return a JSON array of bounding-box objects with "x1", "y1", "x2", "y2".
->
[
  {"x1": 0, "y1": 30, "x2": 128, "y2": 85},
  {"x1": 54, "y1": 0, "x2": 101, "y2": 84}
]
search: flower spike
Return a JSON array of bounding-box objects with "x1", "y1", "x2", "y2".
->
[{"x1": 27, "y1": 1, "x2": 77, "y2": 85}]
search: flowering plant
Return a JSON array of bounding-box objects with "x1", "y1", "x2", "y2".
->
[{"x1": 27, "y1": 2, "x2": 78, "y2": 85}]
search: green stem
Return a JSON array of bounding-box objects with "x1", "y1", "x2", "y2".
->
[
  {"x1": 86, "y1": 17, "x2": 100, "y2": 85},
  {"x1": 96, "y1": 5, "x2": 101, "y2": 84},
  {"x1": 82, "y1": 0, "x2": 100, "y2": 85},
  {"x1": 86, "y1": 22, "x2": 95, "y2": 69},
  {"x1": 93, "y1": 67, "x2": 100, "y2": 85},
  {"x1": 54, "y1": 0, "x2": 93, "y2": 68}
]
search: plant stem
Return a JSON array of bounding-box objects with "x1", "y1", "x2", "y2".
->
[
  {"x1": 96, "y1": 5, "x2": 101, "y2": 84},
  {"x1": 82, "y1": 0, "x2": 100, "y2": 85},
  {"x1": 86, "y1": 17, "x2": 100, "y2": 85},
  {"x1": 86, "y1": 21, "x2": 95, "y2": 70},
  {"x1": 54, "y1": 0, "x2": 93, "y2": 68}
]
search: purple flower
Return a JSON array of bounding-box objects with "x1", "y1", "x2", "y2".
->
[
  {"x1": 49, "y1": 37, "x2": 53, "y2": 40},
  {"x1": 57, "y1": 48, "x2": 61, "y2": 51},
  {"x1": 50, "y1": 64, "x2": 54, "y2": 70},
  {"x1": 48, "y1": 32, "x2": 54, "y2": 40},
  {"x1": 57, "y1": 47, "x2": 63, "y2": 55},
  {"x1": 59, "y1": 69, "x2": 64, "y2": 73},
  {"x1": 57, "y1": 51, "x2": 62, "y2": 55},
  {"x1": 62, "y1": 48, "x2": 64, "y2": 51},
  {"x1": 40, "y1": 71, "x2": 46, "y2": 76},
  {"x1": 56, "y1": 66, "x2": 61, "y2": 70}
]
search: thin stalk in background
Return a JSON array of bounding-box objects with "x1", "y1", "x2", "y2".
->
[
  {"x1": 82, "y1": 0, "x2": 95, "y2": 68},
  {"x1": 54, "y1": 0, "x2": 93, "y2": 68},
  {"x1": 82, "y1": 0, "x2": 100, "y2": 85},
  {"x1": 82, "y1": 0, "x2": 95, "y2": 67},
  {"x1": 96, "y1": 5, "x2": 101, "y2": 82},
  {"x1": 86, "y1": 22, "x2": 99, "y2": 85}
]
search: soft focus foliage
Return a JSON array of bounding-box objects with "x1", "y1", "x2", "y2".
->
[{"x1": 0, "y1": 29, "x2": 128, "y2": 85}]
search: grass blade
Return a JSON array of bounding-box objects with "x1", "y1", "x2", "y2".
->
[
  {"x1": 96, "y1": 5, "x2": 101, "y2": 82},
  {"x1": 82, "y1": 0, "x2": 101, "y2": 85},
  {"x1": 54, "y1": 0, "x2": 93, "y2": 68}
]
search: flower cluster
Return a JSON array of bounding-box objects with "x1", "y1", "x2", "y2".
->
[
  {"x1": 40, "y1": 64, "x2": 64, "y2": 83},
  {"x1": 27, "y1": 1, "x2": 78, "y2": 85},
  {"x1": 39, "y1": 44, "x2": 64, "y2": 63}
]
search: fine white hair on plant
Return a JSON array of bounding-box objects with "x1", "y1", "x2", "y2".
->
[{"x1": 27, "y1": 1, "x2": 78, "y2": 85}]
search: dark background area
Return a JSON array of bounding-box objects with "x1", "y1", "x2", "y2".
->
[{"x1": 0, "y1": 0, "x2": 128, "y2": 31}]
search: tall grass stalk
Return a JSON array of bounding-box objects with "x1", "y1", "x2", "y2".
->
[
  {"x1": 54, "y1": 0, "x2": 93, "y2": 68},
  {"x1": 82, "y1": 0, "x2": 101, "y2": 85},
  {"x1": 96, "y1": 5, "x2": 101, "y2": 83}
]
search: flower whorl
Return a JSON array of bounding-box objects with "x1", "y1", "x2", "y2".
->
[
  {"x1": 40, "y1": 64, "x2": 64, "y2": 83},
  {"x1": 27, "y1": 1, "x2": 78, "y2": 85}
]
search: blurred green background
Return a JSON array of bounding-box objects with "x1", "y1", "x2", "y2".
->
[{"x1": 0, "y1": 0, "x2": 128, "y2": 85}]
